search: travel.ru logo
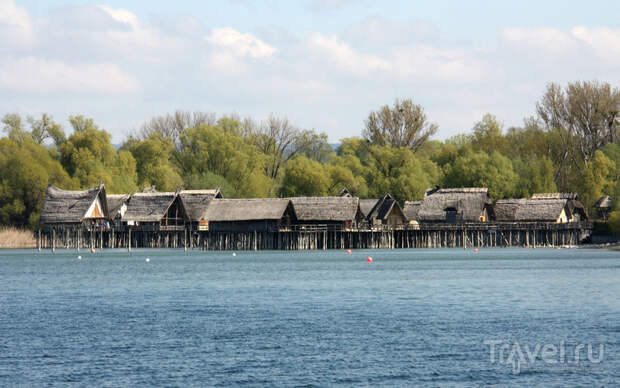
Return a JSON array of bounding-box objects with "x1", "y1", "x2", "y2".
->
[{"x1": 484, "y1": 340, "x2": 604, "y2": 374}]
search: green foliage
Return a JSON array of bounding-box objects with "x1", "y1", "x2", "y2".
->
[
  {"x1": 122, "y1": 134, "x2": 182, "y2": 192},
  {"x1": 443, "y1": 150, "x2": 518, "y2": 199},
  {"x1": 279, "y1": 156, "x2": 330, "y2": 197},
  {"x1": 177, "y1": 124, "x2": 273, "y2": 197},
  {"x1": 0, "y1": 137, "x2": 73, "y2": 228}
]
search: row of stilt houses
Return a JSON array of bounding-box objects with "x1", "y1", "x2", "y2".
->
[{"x1": 38, "y1": 185, "x2": 592, "y2": 251}]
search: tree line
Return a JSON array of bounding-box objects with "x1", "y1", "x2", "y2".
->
[{"x1": 1, "y1": 80, "x2": 619, "y2": 232}]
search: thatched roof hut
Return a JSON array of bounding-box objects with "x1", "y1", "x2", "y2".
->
[
  {"x1": 403, "y1": 201, "x2": 421, "y2": 222},
  {"x1": 339, "y1": 187, "x2": 353, "y2": 197},
  {"x1": 290, "y1": 196, "x2": 362, "y2": 226},
  {"x1": 366, "y1": 194, "x2": 406, "y2": 226},
  {"x1": 595, "y1": 195, "x2": 613, "y2": 209},
  {"x1": 417, "y1": 187, "x2": 493, "y2": 223},
  {"x1": 179, "y1": 189, "x2": 222, "y2": 222},
  {"x1": 40, "y1": 184, "x2": 108, "y2": 225},
  {"x1": 495, "y1": 198, "x2": 571, "y2": 223},
  {"x1": 122, "y1": 192, "x2": 189, "y2": 226},
  {"x1": 107, "y1": 194, "x2": 130, "y2": 221},
  {"x1": 594, "y1": 195, "x2": 613, "y2": 221},
  {"x1": 359, "y1": 199, "x2": 379, "y2": 219},
  {"x1": 532, "y1": 193, "x2": 588, "y2": 221},
  {"x1": 203, "y1": 198, "x2": 291, "y2": 222},
  {"x1": 201, "y1": 198, "x2": 294, "y2": 232}
]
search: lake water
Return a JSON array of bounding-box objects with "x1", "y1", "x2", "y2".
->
[{"x1": 1, "y1": 248, "x2": 619, "y2": 387}]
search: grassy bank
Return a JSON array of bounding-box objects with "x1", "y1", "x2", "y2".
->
[{"x1": 0, "y1": 227, "x2": 36, "y2": 249}]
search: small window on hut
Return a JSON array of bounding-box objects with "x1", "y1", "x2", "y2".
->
[{"x1": 444, "y1": 207, "x2": 457, "y2": 223}]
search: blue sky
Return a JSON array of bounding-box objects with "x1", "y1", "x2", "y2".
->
[{"x1": 2, "y1": 0, "x2": 620, "y2": 142}]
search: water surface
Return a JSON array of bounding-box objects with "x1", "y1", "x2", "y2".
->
[{"x1": 1, "y1": 248, "x2": 619, "y2": 386}]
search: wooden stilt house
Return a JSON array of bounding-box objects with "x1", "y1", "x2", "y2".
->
[
  {"x1": 495, "y1": 198, "x2": 571, "y2": 223},
  {"x1": 531, "y1": 193, "x2": 588, "y2": 222},
  {"x1": 403, "y1": 200, "x2": 421, "y2": 228},
  {"x1": 290, "y1": 196, "x2": 363, "y2": 230},
  {"x1": 122, "y1": 191, "x2": 189, "y2": 231},
  {"x1": 417, "y1": 187, "x2": 494, "y2": 223},
  {"x1": 40, "y1": 184, "x2": 109, "y2": 229},
  {"x1": 107, "y1": 194, "x2": 130, "y2": 228},
  {"x1": 201, "y1": 198, "x2": 295, "y2": 232},
  {"x1": 366, "y1": 193, "x2": 406, "y2": 228},
  {"x1": 178, "y1": 189, "x2": 222, "y2": 231},
  {"x1": 594, "y1": 196, "x2": 613, "y2": 221}
]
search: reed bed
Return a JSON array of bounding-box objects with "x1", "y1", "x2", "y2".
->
[{"x1": 0, "y1": 227, "x2": 36, "y2": 248}]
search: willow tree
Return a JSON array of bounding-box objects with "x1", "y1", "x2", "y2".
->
[{"x1": 363, "y1": 98, "x2": 438, "y2": 151}]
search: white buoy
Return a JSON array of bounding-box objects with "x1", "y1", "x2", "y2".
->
[
  {"x1": 232, "y1": 252, "x2": 236, "y2": 257},
  {"x1": 77, "y1": 255, "x2": 82, "y2": 260},
  {"x1": 145, "y1": 258, "x2": 150, "y2": 263}
]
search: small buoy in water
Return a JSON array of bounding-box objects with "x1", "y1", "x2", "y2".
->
[
  {"x1": 90, "y1": 248, "x2": 95, "y2": 254},
  {"x1": 366, "y1": 256, "x2": 373, "y2": 262},
  {"x1": 77, "y1": 255, "x2": 82, "y2": 260},
  {"x1": 145, "y1": 258, "x2": 150, "y2": 263},
  {"x1": 232, "y1": 252, "x2": 236, "y2": 257},
  {"x1": 474, "y1": 248, "x2": 479, "y2": 253},
  {"x1": 346, "y1": 249, "x2": 352, "y2": 255}
]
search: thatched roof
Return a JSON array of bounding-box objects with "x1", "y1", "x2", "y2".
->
[
  {"x1": 403, "y1": 201, "x2": 421, "y2": 221},
  {"x1": 417, "y1": 187, "x2": 492, "y2": 222},
  {"x1": 531, "y1": 192, "x2": 588, "y2": 221},
  {"x1": 367, "y1": 194, "x2": 403, "y2": 221},
  {"x1": 290, "y1": 196, "x2": 360, "y2": 222},
  {"x1": 595, "y1": 195, "x2": 613, "y2": 209},
  {"x1": 179, "y1": 189, "x2": 222, "y2": 221},
  {"x1": 339, "y1": 187, "x2": 352, "y2": 197},
  {"x1": 359, "y1": 199, "x2": 379, "y2": 218},
  {"x1": 495, "y1": 198, "x2": 570, "y2": 222},
  {"x1": 122, "y1": 192, "x2": 177, "y2": 222},
  {"x1": 532, "y1": 193, "x2": 578, "y2": 200},
  {"x1": 107, "y1": 194, "x2": 130, "y2": 218},
  {"x1": 40, "y1": 184, "x2": 107, "y2": 224},
  {"x1": 202, "y1": 198, "x2": 291, "y2": 221}
]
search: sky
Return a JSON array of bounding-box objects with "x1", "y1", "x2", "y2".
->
[{"x1": 1, "y1": 0, "x2": 620, "y2": 143}]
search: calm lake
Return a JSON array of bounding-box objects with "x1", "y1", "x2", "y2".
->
[{"x1": 1, "y1": 248, "x2": 619, "y2": 386}]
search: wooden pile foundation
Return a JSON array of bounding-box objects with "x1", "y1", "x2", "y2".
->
[{"x1": 38, "y1": 222, "x2": 591, "y2": 251}]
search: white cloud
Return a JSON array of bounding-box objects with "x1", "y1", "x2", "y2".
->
[
  {"x1": 0, "y1": 57, "x2": 140, "y2": 94},
  {"x1": 571, "y1": 26, "x2": 620, "y2": 63},
  {"x1": 500, "y1": 27, "x2": 576, "y2": 55},
  {"x1": 205, "y1": 27, "x2": 277, "y2": 58},
  {"x1": 0, "y1": 0, "x2": 34, "y2": 46},
  {"x1": 96, "y1": 5, "x2": 140, "y2": 29},
  {"x1": 308, "y1": 33, "x2": 391, "y2": 76}
]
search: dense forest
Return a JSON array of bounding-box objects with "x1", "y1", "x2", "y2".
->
[{"x1": 1, "y1": 80, "x2": 619, "y2": 233}]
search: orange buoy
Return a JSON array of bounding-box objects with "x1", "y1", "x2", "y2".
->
[
  {"x1": 474, "y1": 248, "x2": 479, "y2": 253},
  {"x1": 346, "y1": 249, "x2": 352, "y2": 255},
  {"x1": 90, "y1": 248, "x2": 95, "y2": 254},
  {"x1": 366, "y1": 256, "x2": 373, "y2": 262}
]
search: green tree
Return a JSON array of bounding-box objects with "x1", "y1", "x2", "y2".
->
[
  {"x1": 0, "y1": 137, "x2": 73, "y2": 227},
  {"x1": 122, "y1": 134, "x2": 182, "y2": 192},
  {"x1": 279, "y1": 156, "x2": 330, "y2": 197},
  {"x1": 363, "y1": 99, "x2": 438, "y2": 151}
]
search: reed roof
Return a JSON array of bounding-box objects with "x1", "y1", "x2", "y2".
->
[
  {"x1": 202, "y1": 198, "x2": 291, "y2": 221},
  {"x1": 179, "y1": 189, "x2": 222, "y2": 221},
  {"x1": 495, "y1": 198, "x2": 570, "y2": 222},
  {"x1": 122, "y1": 192, "x2": 177, "y2": 222},
  {"x1": 359, "y1": 199, "x2": 379, "y2": 218},
  {"x1": 595, "y1": 195, "x2": 613, "y2": 209},
  {"x1": 40, "y1": 184, "x2": 107, "y2": 224},
  {"x1": 107, "y1": 194, "x2": 130, "y2": 218},
  {"x1": 290, "y1": 196, "x2": 360, "y2": 221},
  {"x1": 367, "y1": 194, "x2": 403, "y2": 221},
  {"x1": 403, "y1": 201, "x2": 421, "y2": 221},
  {"x1": 532, "y1": 193, "x2": 578, "y2": 200},
  {"x1": 417, "y1": 187, "x2": 491, "y2": 222}
]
